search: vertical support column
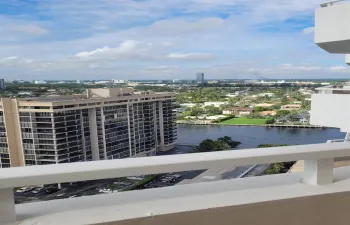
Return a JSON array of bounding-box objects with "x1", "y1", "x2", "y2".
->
[
  {"x1": 132, "y1": 104, "x2": 136, "y2": 156},
  {"x1": 88, "y1": 108, "x2": 99, "y2": 161},
  {"x1": 80, "y1": 110, "x2": 86, "y2": 161},
  {"x1": 100, "y1": 107, "x2": 107, "y2": 160},
  {"x1": 153, "y1": 102, "x2": 158, "y2": 153},
  {"x1": 2, "y1": 99, "x2": 25, "y2": 167},
  {"x1": 158, "y1": 101, "x2": 164, "y2": 151},
  {"x1": 29, "y1": 111, "x2": 38, "y2": 165},
  {"x1": 126, "y1": 104, "x2": 132, "y2": 157},
  {"x1": 51, "y1": 112, "x2": 57, "y2": 164},
  {"x1": 0, "y1": 188, "x2": 16, "y2": 224},
  {"x1": 303, "y1": 158, "x2": 334, "y2": 185}
]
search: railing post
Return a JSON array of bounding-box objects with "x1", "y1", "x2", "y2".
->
[
  {"x1": 303, "y1": 158, "x2": 334, "y2": 185},
  {"x1": 0, "y1": 188, "x2": 16, "y2": 224}
]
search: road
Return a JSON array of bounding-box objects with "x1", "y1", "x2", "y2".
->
[{"x1": 241, "y1": 164, "x2": 271, "y2": 177}]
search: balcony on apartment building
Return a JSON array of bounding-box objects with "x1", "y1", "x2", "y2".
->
[
  {"x1": 315, "y1": 0, "x2": 350, "y2": 53},
  {"x1": 311, "y1": 85, "x2": 350, "y2": 132},
  {"x1": 2, "y1": 142, "x2": 350, "y2": 225}
]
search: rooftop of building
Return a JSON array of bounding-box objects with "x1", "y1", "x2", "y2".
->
[
  {"x1": 9, "y1": 88, "x2": 175, "y2": 103},
  {"x1": 316, "y1": 84, "x2": 350, "y2": 91},
  {"x1": 224, "y1": 107, "x2": 253, "y2": 111}
]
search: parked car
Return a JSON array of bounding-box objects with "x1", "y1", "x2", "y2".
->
[
  {"x1": 31, "y1": 187, "x2": 43, "y2": 194},
  {"x1": 45, "y1": 188, "x2": 60, "y2": 194},
  {"x1": 98, "y1": 188, "x2": 112, "y2": 194},
  {"x1": 16, "y1": 187, "x2": 33, "y2": 193}
]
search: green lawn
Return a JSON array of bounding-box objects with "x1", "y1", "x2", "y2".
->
[{"x1": 219, "y1": 117, "x2": 267, "y2": 125}]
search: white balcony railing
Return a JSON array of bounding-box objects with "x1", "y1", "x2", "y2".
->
[{"x1": 2, "y1": 142, "x2": 350, "y2": 224}]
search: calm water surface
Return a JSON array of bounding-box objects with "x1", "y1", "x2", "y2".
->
[{"x1": 177, "y1": 125, "x2": 345, "y2": 149}]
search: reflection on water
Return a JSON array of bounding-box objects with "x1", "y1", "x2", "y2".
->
[{"x1": 177, "y1": 125, "x2": 345, "y2": 149}]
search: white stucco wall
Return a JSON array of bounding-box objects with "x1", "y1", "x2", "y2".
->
[
  {"x1": 315, "y1": 2, "x2": 350, "y2": 53},
  {"x1": 311, "y1": 94, "x2": 350, "y2": 132}
]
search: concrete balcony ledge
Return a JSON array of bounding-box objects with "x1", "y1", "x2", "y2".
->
[{"x1": 12, "y1": 166, "x2": 350, "y2": 225}]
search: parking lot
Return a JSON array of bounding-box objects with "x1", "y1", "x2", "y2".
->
[
  {"x1": 14, "y1": 145, "x2": 203, "y2": 204},
  {"x1": 14, "y1": 172, "x2": 194, "y2": 204}
]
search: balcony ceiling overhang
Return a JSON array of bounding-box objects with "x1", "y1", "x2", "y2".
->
[
  {"x1": 315, "y1": 2, "x2": 350, "y2": 54},
  {"x1": 346, "y1": 55, "x2": 350, "y2": 66}
]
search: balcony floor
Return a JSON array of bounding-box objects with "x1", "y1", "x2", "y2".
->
[{"x1": 14, "y1": 166, "x2": 350, "y2": 225}]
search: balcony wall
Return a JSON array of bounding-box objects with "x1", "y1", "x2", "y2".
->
[
  {"x1": 3, "y1": 142, "x2": 350, "y2": 225},
  {"x1": 14, "y1": 167, "x2": 350, "y2": 225},
  {"x1": 311, "y1": 94, "x2": 350, "y2": 132},
  {"x1": 315, "y1": 2, "x2": 350, "y2": 53},
  {"x1": 346, "y1": 54, "x2": 350, "y2": 66}
]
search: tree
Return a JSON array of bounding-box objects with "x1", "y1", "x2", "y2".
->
[
  {"x1": 265, "y1": 118, "x2": 275, "y2": 124},
  {"x1": 190, "y1": 106, "x2": 204, "y2": 116},
  {"x1": 198, "y1": 139, "x2": 218, "y2": 152},
  {"x1": 254, "y1": 106, "x2": 264, "y2": 112},
  {"x1": 275, "y1": 110, "x2": 290, "y2": 118},
  {"x1": 204, "y1": 105, "x2": 221, "y2": 116},
  {"x1": 197, "y1": 137, "x2": 241, "y2": 152},
  {"x1": 271, "y1": 104, "x2": 282, "y2": 110},
  {"x1": 301, "y1": 101, "x2": 311, "y2": 110},
  {"x1": 281, "y1": 96, "x2": 289, "y2": 105},
  {"x1": 257, "y1": 144, "x2": 295, "y2": 175},
  {"x1": 217, "y1": 136, "x2": 241, "y2": 148}
]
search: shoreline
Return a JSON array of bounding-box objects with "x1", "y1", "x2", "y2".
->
[{"x1": 177, "y1": 122, "x2": 326, "y2": 129}]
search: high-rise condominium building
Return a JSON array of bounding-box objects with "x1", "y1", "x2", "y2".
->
[
  {"x1": 196, "y1": 72, "x2": 205, "y2": 84},
  {"x1": 0, "y1": 88, "x2": 177, "y2": 168}
]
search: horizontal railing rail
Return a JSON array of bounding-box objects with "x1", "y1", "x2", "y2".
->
[
  {"x1": 327, "y1": 139, "x2": 349, "y2": 143},
  {"x1": 1, "y1": 142, "x2": 350, "y2": 224},
  {"x1": 1, "y1": 142, "x2": 350, "y2": 189}
]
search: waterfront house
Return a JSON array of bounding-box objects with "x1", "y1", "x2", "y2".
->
[
  {"x1": 223, "y1": 107, "x2": 253, "y2": 116},
  {"x1": 257, "y1": 93, "x2": 275, "y2": 97},
  {"x1": 255, "y1": 103, "x2": 275, "y2": 107},
  {"x1": 276, "y1": 117, "x2": 289, "y2": 124},
  {"x1": 259, "y1": 111, "x2": 277, "y2": 117},
  {"x1": 204, "y1": 102, "x2": 228, "y2": 108},
  {"x1": 281, "y1": 104, "x2": 302, "y2": 110}
]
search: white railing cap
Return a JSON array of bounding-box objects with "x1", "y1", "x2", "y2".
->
[{"x1": 1, "y1": 142, "x2": 350, "y2": 189}]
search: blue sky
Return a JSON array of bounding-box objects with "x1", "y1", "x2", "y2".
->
[{"x1": 0, "y1": 0, "x2": 349, "y2": 80}]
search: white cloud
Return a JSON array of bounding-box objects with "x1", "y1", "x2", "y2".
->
[
  {"x1": 167, "y1": 53, "x2": 214, "y2": 60},
  {"x1": 146, "y1": 65, "x2": 178, "y2": 70},
  {"x1": 302, "y1": 27, "x2": 315, "y2": 35},
  {"x1": 1, "y1": 56, "x2": 18, "y2": 61},
  {"x1": 329, "y1": 66, "x2": 349, "y2": 72},
  {"x1": 0, "y1": 0, "x2": 347, "y2": 80},
  {"x1": 75, "y1": 46, "x2": 111, "y2": 58},
  {"x1": 0, "y1": 56, "x2": 34, "y2": 65},
  {"x1": 144, "y1": 17, "x2": 225, "y2": 36},
  {"x1": 11, "y1": 24, "x2": 48, "y2": 36},
  {"x1": 161, "y1": 41, "x2": 173, "y2": 47},
  {"x1": 89, "y1": 63, "x2": 99, "y2": 69},
  {"x1": 74, "y1": 40, "x2": 154, "y2": 60},
  {"x1": 0, "y1": 16, "x2": 48, "y2": 41}
]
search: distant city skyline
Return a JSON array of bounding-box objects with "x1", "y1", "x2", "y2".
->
[{"x1": 0, "y1": 0, "x2": 349, "y2": 80}]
